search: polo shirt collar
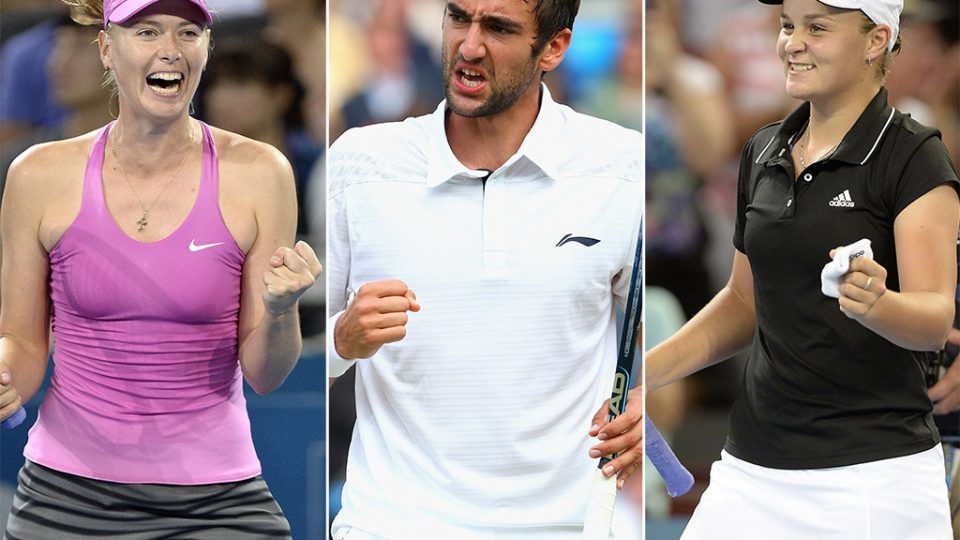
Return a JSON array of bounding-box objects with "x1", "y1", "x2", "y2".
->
[
  {"x1": 426, "y1": 83, "x2": 562, "y2": 188},
  {"x1": 756, "y1": 87, "x2": 896, "y2": 168}
]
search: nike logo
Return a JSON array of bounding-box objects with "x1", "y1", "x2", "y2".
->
[
  {"x1": 189, "y1": 240, "x2": 225, "y2": 252},
  {"x1": 556, "y1": 234, "x2": 601, "y2": 248}
]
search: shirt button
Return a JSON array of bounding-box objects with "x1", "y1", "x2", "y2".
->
[
  {"x1": 786, "y1": 198, "x2": 793, "y2": 207},
  {"x1": 803, "y1": 173, "x2": 813, "y2": 182}
]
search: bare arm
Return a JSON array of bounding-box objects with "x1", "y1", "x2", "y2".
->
[
  {"x1": 837, "y1": 184, "x2": 959, "y2": 350},
  {"x1": 646, "y1": 250, "x2": 757, "y2": 391},
  {"x1": 236, "y1": 145, "x2": 321, "y2": 395},
  {"x1": 0, "y1": 151, "x2": 53, "y2": 418}
]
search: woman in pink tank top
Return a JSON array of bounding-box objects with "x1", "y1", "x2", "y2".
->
[{"x1": 0, "y1": 0, "x2": 321, "y2": 538}]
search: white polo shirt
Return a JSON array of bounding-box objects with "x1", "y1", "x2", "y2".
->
[{"x1": 328, "y1": 86, "x2": 642, "y2": 539}]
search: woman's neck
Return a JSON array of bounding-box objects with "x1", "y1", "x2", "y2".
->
[
  {"x1": 805, "y1": 82, "x2": 882, "y2": 149},
  {"x1": 110, "y1": 114, "x2": 199, "y2": 176}
]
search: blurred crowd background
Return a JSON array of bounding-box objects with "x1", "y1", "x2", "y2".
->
[
  {"x1": 0, "y1": 1, "x2": 327, "y2": 539},
  {"x1": 2, "y1": 0, "x2": 957, "y2": 537},
  {"x1": 644, "y1": 0, "x2": 959, "y2": 538}
]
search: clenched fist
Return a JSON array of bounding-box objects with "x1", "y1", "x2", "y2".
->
[
  {"x1": 263, "y1": 240, "x2": 323, "y2": 316},
  {"x1": 334, "y1": 280, "x2": 421, "y2": 360}
]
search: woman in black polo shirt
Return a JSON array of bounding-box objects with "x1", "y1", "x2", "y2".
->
[{"x1": 646, "y1": 0, "x2": 959, "y2": 538}]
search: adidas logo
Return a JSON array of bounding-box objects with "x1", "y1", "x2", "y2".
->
[{"x1": 829, "y1": 190, "x2": 855, "y2": 208}]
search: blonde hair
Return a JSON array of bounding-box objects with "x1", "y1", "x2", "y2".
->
[
  {"x1": 860, "y1": 14, "x2": 903, "y2": 80},
  {"x1": 62, "y1": 0, "x2": 104, "y2": 27}
]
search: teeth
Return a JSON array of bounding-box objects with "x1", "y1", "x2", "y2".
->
[
  {"x1": 462, "y1": 69, "x2": 481, "y2": 77},
  {"x1": 148, "y1": 72, "x2": 183, "y2": 81},
  {"x1": 790, "y1": 63, "x2": 814, "y2": 72},
  {"x1": 460, "y1": 74, "x2": 481, "y2": 88}
]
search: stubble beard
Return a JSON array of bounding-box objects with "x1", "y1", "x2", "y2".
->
[{"x1": 442, "y1": 48, "x2": 540, "y2": 118}]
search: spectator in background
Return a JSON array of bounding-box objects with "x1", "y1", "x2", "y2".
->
[
  {"x1": 886, "y1": 0, "x2": 959, "y2": 168},
  {"x1": 203, "y1": 37, "x2": 322, "y2": 237},
  {"x1": 338, "y1": 0, "x2": 443, "y2": 132},
  {"x1": 644, "y1": 0, "x2": 734, "y2": 318},
  {"x1": 0, "y1": 1, "x2": 69, "y2": 146},
  {"x1": 2, "y1": 18, "x2": 112, "y2": 191}
]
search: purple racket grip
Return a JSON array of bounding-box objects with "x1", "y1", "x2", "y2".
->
[
  {"x1": 645, "y1": 416, "x2": 694, "y2": 497},
  {"x1": 2, "y1": 407, "x2": 26, "y2": 429}
]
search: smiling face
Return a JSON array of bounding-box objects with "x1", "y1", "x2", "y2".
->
[
  {"x1": 776, "y1": 0, "x2": 886, "y2": 104},
  {"x1": 99, "y1": 13, "x2": 210, "y2": 121},
  {"x1": 441, "y1": 0, "x2": 556, "y2": 118}
]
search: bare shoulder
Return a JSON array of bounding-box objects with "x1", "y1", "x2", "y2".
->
[
  {"x1": 6, "y1": 133, "x2": 95, "y2": 194},
  {"x1": 209, "y1": 126, "x2": 294, "y2": 196}
]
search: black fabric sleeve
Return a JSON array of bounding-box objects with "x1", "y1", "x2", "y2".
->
[
  {"x1": 733, "y1": 136, "x2": 758, "y2": 253},
  {"x1": 891, "y1": 136, "x2": 960, "y2": 218}
]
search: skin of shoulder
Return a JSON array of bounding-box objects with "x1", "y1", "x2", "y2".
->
[
  {"x1": 206, "y1": 126, "x2": 296, "y2": 255},
  {"x1": 6, "y1": 133, "x2": 98, "y2": 253}
]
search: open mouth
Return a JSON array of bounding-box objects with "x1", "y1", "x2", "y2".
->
[
  {"x1": 146, "y1": 72, "x2": 184, "y2": 96},
  {"x1": 456, "y1": 67, "x2": 486, "y2": 89},
  {"x1": 788, "y1": 62, "x2": 815, "y2": 73}
]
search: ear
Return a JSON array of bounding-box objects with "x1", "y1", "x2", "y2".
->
[
  {"x1": 865, "y1": 24, "x2": 891, "y2": 63},
  {"x1": 98, "y1": 29, "x2": 113, "y2": 70},
  {"x1": 537, "y1": 28, "x2": 572, "y2": 73}
]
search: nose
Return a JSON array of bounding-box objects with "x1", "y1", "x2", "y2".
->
[
  {"x1": 784, "y1": 30, "x2": 805, "y2": 55},
  {"x1": 458, "y1": 23, "x2": 486, "y2": 62},
  {"x1": 158, "y1": 32, "x2": 182, "y2": 62}
]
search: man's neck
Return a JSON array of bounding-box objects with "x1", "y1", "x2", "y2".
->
[{"x1": 445, "y1": 83, "x2": 543, "y2": 171}]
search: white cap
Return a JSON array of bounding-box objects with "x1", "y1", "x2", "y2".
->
[{"x1": 759, "y1": 0, "x2": 902, "y2": 51}]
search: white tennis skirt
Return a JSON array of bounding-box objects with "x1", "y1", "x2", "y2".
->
[{"x1": 681, "y1": 445, "x2": 952, "y2": 540}]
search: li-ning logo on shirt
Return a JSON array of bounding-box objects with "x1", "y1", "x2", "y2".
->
[
  {"x1": 189, "y1": 239, "x2": 225, "y2": 252},
  {"x1": 829, "y1": 190, "x2": 855, "y2": 208},
  {"x1": 556, "y1": 233, "x2": 601, "y2": 247}
]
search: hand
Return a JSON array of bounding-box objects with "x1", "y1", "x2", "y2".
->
[
  {"x1": 929, "y1": 328, "x2": 960, "y2": 414},
  {"x1": 832, "y1": 247, "x2": 887, "y2": 320},
  {"x1": 334, "y1": 279, "x2": 421, "y2": 360},
  {"x1": 263, "y1": 240, "x2": 323, "y2": 316},
  {"x1": 588, "y1": 386, "x2": 643, "y2": 490},
  {"x1": 0, "y1": 360, "x2": 22, "y2": 422}
]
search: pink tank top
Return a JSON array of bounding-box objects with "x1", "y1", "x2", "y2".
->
[{"x1": 24, "y1": 121, "x2": 261, "y2": 484}]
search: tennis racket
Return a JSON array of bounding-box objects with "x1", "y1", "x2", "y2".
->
[
  {"x1": 2, "y1": 407, "x2": 26, "y2": 429},
  {"x1": 645, "y1": 416, "x2": 694, "y2": 496},
  {"x1": 582, "y1": 219, "x2": 642, "y2": 540}
]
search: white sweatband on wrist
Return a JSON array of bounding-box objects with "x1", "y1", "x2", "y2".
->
[{"x1": 327, "y1": 310, "x2": 357, "y2": 377}]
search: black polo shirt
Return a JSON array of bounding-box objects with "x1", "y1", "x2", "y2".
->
[{"x1": 726, "y1": 87, "x2": 960, "y2": 469}]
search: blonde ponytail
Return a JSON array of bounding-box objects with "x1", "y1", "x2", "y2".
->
[{"x1": 62, "y1": 0, "x2": 104, "y2": 27}]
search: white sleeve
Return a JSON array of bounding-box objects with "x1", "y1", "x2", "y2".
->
[
  {"x1": 612, "y1": 131, "x2": 644, "y2": 316},
  {"x1": 326, "y1": 142, "x2": 356, "y2": 377}
]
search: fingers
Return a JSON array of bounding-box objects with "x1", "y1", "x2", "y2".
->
[
  {"x1": 929, "y1": 360, "x2": 960, "y2": 414},
  {"x1": 947, "y1": 328, "x2": 960, "y2": 348},
  {"x1": 0, "y1": 370, "x2": 21, "y2": 421},
  {"x1": 589, "y1": 399, "x2": 610, "y2": 437},
  {"x1": 588, "y1": 391, "x2": 642, "y2": 485},
  {"x1": 335, "y1": 279, "x2": 421, "y2": 359},
  {"x1": 293, "y1": 240, "x2": 323, "y2": 277}
]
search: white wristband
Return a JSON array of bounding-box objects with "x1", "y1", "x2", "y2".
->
[{"x1": 327, "y1": 310, "x2": 357, "y2": 377}]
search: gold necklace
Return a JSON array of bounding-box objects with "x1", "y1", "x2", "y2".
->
[
  {"x1": 798, "y1": 128, "x2": 839, "y2": 171},
  {"x1": 109, "y1": 130, "x2": 194, "y2": 233}
]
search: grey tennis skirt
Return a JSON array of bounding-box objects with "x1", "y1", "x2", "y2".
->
[{"x1": 3, "y1": 460, "x2": 292, "y2": 539}]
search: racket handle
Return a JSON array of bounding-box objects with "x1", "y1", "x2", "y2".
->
[
  {"x1": 2, "y1": 407, "x2": 26, "y2": 430},
  {"x1": 645, "y1": 416, "x2": 694, "y2": 497},
  {"x1": 582, "y1": 468, "x2": 616, "y2": 540}
]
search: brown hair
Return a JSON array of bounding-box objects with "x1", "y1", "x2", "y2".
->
[
  {"x1": 860, "y1": 13, "x2": 902, "y2": 80},
  {"x1": 529, "y1": 0, "x2": 580, "y2": 55},
  {"x1": 62, "y1": 0, "x2": 104, "y2": 27}
]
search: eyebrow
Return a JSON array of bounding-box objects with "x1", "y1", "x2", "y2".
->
[
  {"x1": 132, "y1": 17, "x2": 203, "y2": 29},
  {"x1": 780, "y1": 12, "x2": 838, "y2": 23},
  {"x1": 446, "y1": 2, "x2": 524, "y2": 32}
]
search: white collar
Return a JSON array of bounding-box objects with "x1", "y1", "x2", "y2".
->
[{"x1": 425, "y1": 83, "x2": 563, "y2": 188}]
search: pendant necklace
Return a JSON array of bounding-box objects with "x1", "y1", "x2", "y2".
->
[{"x1": 110, "y1": 131, "x2": 193, "y2": 233}]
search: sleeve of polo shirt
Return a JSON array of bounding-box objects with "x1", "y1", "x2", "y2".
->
[
  {"x1": 888, "y1": 136, "x2": 960, "y2": 217},
  {"x1": 326, "y1": 138, "x2": 355, "y2": 376},
  {"x1": 732, "y1": 135, "x2": 759, "y2": 253},
  {"x1": 612, "y1": 131, "x2": 643, "y2": 313}
]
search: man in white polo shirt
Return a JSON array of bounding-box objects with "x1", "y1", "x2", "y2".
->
[{"x1": 327, "y1": 1, "x2": 642, "y2": 538}]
